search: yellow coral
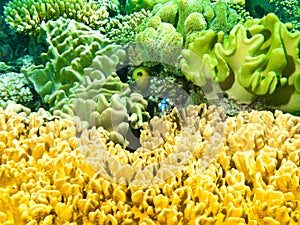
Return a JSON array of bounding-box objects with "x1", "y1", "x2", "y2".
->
[{"x1": 1, "y1": 103, "x2": 300, "y2": 224}]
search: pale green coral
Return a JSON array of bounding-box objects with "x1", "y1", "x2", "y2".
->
[
  {"x1": 22, "y1": 17, "x2": 110, "y2": 114},
  {"x1": 70, "y1": 75, "x2": 149, "y2": 146},
  {"x1": 125, "y1": 0, "x2": 169, "y2": 13},
  {"x1": 3, "y1": 0, "x2": 109, "y2": 36},
  {"x1": 105, "y1": 9, "x2": 151, "y2": 44},
  {"x1": 184, "y1": 12, "x2": 207, "y2": 35},
  {"x1": 136, "y1": 20, "x2": 184, "y2": 65},
  {"x1": 23, "y1": 17, "x2": 150, "y2": 146},
  {"x1": 0, "y1": 72, "x2": 34, "y2": 107}
]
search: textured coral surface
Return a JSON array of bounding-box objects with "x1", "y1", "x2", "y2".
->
[
  {"x1": 1, "y1": 1, "x2": 300, "y2": 224},
  {"x1": 1, "y1": 104, "x2": 300, "y2": 224}
]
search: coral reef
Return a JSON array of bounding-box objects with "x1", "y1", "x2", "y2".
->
[
  {"x1": 1, "y1": 1, "x2": 300, "y2": 224},
  {"x1": 105, "y1": 9, "x2": 151, "y2": 44},
  {"x1": 181, "y1": 13, "x2": 300, "y2": 113},
  {"x1": 0, "y1": 72, "x2": 34, "y2": 108},
  {"x1": 136, "y1": 18, "x2": 184, "y2": 65},
  {"x1": 125, "y1": 0, "x2": 169, "y2": 14},
  {"x1": 140, "y1": 0, "x2": 241, "y2": 40},
  {"x1": 23, "y1": 17, "x2": 149, "y2": 146},
  {"x1": 246, "y1": 0, "x2": 300, "y2": 31},
  {"x1": 134, "y1": 0, "x2": 243, "y2": 68},
  {"x1": 23, "y1": 17, "x2": 110, "y2": 114},
  {"x1": 70, "y1": 72, "x2": 150, "y2": 146},
  {"x1": 3, "y1": 0, "x2": 109, "y2": 36},
  {"x1": 1, "y1": 103, "x2": 300, "y2": 224}
]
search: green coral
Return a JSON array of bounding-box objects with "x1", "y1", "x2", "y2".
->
[
  {"x1": 3, "y1": 0, "x2": 109, "y2": 36},
  {"x1": 23, "y1": 17, "x2": 110, "y2": 114},
  {"x1": 70, "y1": 46, "x2": 150, "y2": 146},
  {"x1": 136, "y1": 18, "x2": 184, "y2": 65},
  {"x1": 23, "y1": 17, "x2": 150, "y2": 146},
  {"x1": 135, "y1": 0, "x2": 242, "y2": 56},
  {"x1": 0, "y1": 72, "x2": 34, "y2": 107},
  {"x1": 181, "y1": 13, "x2": 300, "y2": 112},
  {"x1": 70, "y1": 75, "x2": 149, "y2": 146},
  {"x1": 153, "y1": 0, "x2": 240, "y2": 37},
  {"x1": 125, "y1": 0, "x2": 169, "y2": 14},
  {"x1": 246, "y1": 0, "x2": 300, "y2": 31},
  {"x1": 129, "y1": 0, "x2": 245, "y2": 67},
  {"x1": 105, "y1": 9, "x2": 151, "y2": 44},
  {"x1": 209, "y1": 1, "x2": 239, "y2": 33}
]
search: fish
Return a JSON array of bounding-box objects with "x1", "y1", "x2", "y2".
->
[{"x1": 158, "y1": 97, "x2": 168, "y2": 115}]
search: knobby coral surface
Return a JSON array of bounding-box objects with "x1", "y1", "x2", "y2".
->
[
  {"x1": 3, "y1": 0, "x2": 109, "y2": 36},
  {"x1": 1, "y1": 103, "x2": 300, "y2": 224}
]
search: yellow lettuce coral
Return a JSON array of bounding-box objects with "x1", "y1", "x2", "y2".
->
[{"x1": 1, "y1": 103, "x2": 300, "y2": 224}]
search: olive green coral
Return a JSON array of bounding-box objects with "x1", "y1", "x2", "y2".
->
[{"x1": 3, "y1": 0, "x2": 109, "y2": 36}]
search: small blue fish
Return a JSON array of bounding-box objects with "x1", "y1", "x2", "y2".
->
[{"x1": 158, "y1": 98, "x2": 168, "y2": 115}]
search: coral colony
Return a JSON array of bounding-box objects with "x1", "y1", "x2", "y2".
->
[{"x1": 0, "y1": 0, "x2": 300, "y2": 224}]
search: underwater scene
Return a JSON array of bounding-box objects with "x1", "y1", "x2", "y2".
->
[{"x1": 0, "y1": 0, "x2": 300, "y2": 224}]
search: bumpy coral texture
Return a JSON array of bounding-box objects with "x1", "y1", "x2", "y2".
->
[
  {"x1": 23, "y1": 18, "x2": 149, "y2": 146},
  {"x1": 1, "y1": 103, "x2": 300, "y2": 224},
  {"x1": 105, "y1": 9, "x2": 151, "y2": 44},
  {"x1": 138, "y1": 0, "x2": 240, "y2": 41},
  {"x1": 0, "y1": 72, "x2": 34, "y2": 107},
  {"x1": 3, "y1": 0, "x2": 109, "y2": 36},
  {"x1": 23, "y1": 17, "x2": 109, "y2": 114},
  {"x1": 136, "y1": 17, "x2": 184, "y2": 65},
  {"x1": 70, "y1": 51, "x2": 150, "y2": 146},
  {"x1": 134, "y1": 0, "x2": 241, "y2": 67},
  {"x1": 181, "y1": 13, "x2": 300, "y2": 113}
]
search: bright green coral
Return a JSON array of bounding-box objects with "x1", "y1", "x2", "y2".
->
[
  {"x1": 181, "y1": 13, "x2": 300, "y2": 112},
  {"x1": 3, "y1": 0, "x2": 109, "y2": 36},
  {"x1": 137, "y1": 0, "x2": 241, "y2": 47}
]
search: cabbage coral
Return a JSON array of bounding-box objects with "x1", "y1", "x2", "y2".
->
[{"x1": 181, "y1": 13, "x2": 300, "y2": 113}]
